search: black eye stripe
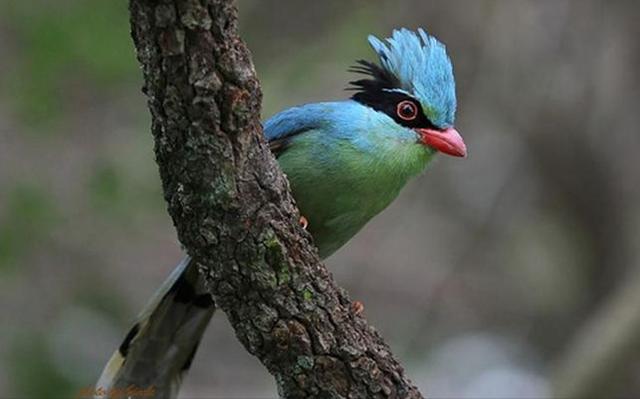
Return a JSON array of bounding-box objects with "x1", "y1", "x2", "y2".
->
[
  {"x1": 352, "y1": 90, "x2": 437, "y2": 130},
  {"x1": 347, "y1": 59, "x2": 438, "y2": 129}
]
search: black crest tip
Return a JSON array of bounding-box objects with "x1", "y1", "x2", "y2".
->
[{"x1": 347, "y1": 59, "x2": 400, "y2": 94}]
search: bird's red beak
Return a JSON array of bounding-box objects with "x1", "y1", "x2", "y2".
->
[{"x1": 416, "y1": 127, "x2": 467, "y2": 157}]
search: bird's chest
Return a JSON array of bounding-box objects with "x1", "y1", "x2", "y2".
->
[{"x1": 281, "y1": 144, "x2": 415, "y2": 257}]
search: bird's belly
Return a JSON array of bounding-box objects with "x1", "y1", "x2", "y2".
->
[{"x1": 289, "y1": 172, "x2": 402, "y2": 259}]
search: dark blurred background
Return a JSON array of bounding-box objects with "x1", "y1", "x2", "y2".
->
[{"x1": 1, "y1": 0, "x2": 639, "y2": 397}]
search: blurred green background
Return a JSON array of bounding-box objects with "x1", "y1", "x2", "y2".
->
[{"x1": 1, "y1": 0, "x2": 639, "y2": 397}]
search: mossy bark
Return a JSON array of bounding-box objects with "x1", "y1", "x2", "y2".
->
[{"x1": 129, "y1": 0, "x2": 423, "y2": 397}]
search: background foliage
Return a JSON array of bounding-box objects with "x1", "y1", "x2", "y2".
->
[{"x1": 1, "y1": 0, "x2": 639, "y2": 397}]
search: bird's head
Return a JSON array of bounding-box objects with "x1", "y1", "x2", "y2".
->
[{"x1": 350, "y1": 28, "x2": 466, "y2": 157}]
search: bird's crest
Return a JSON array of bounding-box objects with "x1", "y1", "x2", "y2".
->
[{"x1": 349, "y1": 28, "x2": 456, "y2": 128}]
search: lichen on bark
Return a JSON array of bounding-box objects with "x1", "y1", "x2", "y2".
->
[{"x1": 129, "y1": 0, "x2": 423, "y2": 397}]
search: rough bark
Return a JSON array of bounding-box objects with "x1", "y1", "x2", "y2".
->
[{"x1": 128, "y1": 0, "x2": 423, "y2": 398}]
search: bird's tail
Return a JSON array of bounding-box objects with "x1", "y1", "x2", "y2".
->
[{"x1": 95, "y1": 256, "x2": 215, "y2": 399}]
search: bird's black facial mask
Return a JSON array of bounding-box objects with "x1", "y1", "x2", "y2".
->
[
  {"x1": 348, "y1": 60, "x2": 438, "y2": 130},
  {"x1": 352, "y1": 90, "x2": 437, "y2": 130}
]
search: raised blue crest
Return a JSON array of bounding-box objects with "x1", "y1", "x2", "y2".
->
[{"x1": 365, "y1": 28, "x2": 456, "y2": 128}]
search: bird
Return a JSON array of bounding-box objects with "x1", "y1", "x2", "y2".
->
[{"x1": 96, "y1": 28, "x2": 465, "y2": 398}]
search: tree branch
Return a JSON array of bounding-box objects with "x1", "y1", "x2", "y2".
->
[{"x1": 128, "y1": 0, "x2": 423, "y2": 397}]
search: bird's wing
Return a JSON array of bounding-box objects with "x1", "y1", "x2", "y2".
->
[
  {"x1": 264, "y1": 104, "x2": 325, "y2": 157},
  {"x1": 95, "y1": 257, "x2": 215, "y2": 399},
  {"x1": 268, "y1": 127, "x2": 311, "y2": 157}
]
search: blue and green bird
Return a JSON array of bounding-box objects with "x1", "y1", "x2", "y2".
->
[{"x1": 97, "y1": 28, "x2": 466, "y2": 397}]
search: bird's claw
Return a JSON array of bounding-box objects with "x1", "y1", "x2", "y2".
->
[
  {"x1": 299, "y1": 215, "x2": 308, "y2": 230},
  {"x1": 352, "y1": 300, "x2": 364, "y2": 315}
]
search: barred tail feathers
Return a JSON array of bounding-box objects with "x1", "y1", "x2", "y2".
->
[{"x1": 95, "y1": 257, "x2": 215, "y2": 398}]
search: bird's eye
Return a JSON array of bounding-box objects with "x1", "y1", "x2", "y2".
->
[{"x1": 396, "y1": 100, "x2": 418, "y2": 121}]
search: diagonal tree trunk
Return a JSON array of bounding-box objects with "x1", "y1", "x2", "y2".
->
[{"x1": 129, "y1": 0, "x2": 423, "y2": 397}]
